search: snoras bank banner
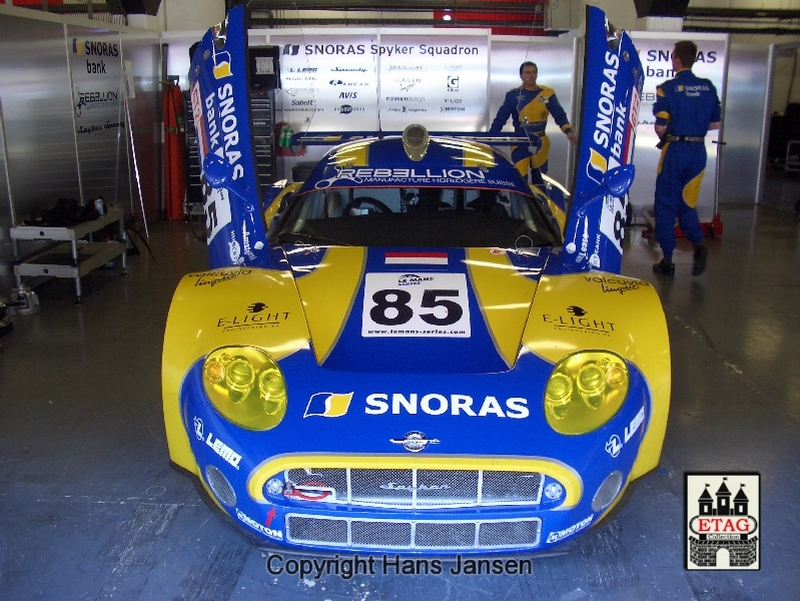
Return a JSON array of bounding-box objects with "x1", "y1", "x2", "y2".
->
[
  {"x1": 562, "y1": 5, "x2": 644, "y2": 275},
  {"x1": 190, "y1": 7, "x2": 270, "y2": 269},
  {"x1": 272, "y1": 32, "x2": 488, "y2": 133},
  {"x1": 70, "y1": 31, "x2": 126, "y2": 202}
]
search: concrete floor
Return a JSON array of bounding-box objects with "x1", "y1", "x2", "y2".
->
[{"x1": 0, "y1": 201, "x2": 798, "y2": 601}]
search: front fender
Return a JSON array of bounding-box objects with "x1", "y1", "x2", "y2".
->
[
  {"x1": 162, "y1": 267, "x2": 309, "y2": 473},
  {"x1": 523, "y1": 272, "x2": 671, "y2": 480}
]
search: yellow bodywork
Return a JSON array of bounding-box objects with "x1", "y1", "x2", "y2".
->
[
  {"x1": 162, "y1": 267, "x2": 310, "y2": 474},
  {"x1": 523, "y1": 272, "x2": 671, "y2": 480},
  {"x1": 163, "y1": 260, "x2": 670, "y2": 486}
]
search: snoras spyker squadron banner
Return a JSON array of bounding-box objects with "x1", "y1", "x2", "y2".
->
[{"x1": 163, "y1": 5, "x2": 669, "y2": 555}]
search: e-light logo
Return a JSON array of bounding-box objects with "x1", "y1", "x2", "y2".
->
[{"x1": 685, "y1": 473, "x2": 760, "y2": 570}]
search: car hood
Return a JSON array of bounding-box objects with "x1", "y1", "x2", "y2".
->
[{"x1": 281, "y1": 245, "x2": 550, "y2": 374}]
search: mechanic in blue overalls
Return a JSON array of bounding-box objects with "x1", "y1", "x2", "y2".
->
[
  {"x1": 652, "y1": 40, "x2": 721, "y2": 277},
  {"x1": 490, "y1": 61, "x2": 577, "y2": 184}
]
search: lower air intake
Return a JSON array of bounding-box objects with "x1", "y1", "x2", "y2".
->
[{"x1": 286, "y1": 514, "x2": 541, "y2": 550}]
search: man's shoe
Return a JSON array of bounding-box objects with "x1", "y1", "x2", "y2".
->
[
  {"x1": 653, "y1": 258, "x2": 675, "y2": 276},
  {"x1": 692, "y1": 246, "x2": 708, "y2": 276}
]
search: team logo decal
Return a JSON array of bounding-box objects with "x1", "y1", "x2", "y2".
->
[
  {"x1": 303, "y1": 392, "x2": 354, "y2": 418},
  {"x1": 389, "y1": 431, "x2": 440, "y2": 453},
  {"x1": 212, "y1": 46, "x2": 233, "y2": 79},
  {"x1": 546, "y1": 515, "x2": 594, "y2": 544},
  {"x1": 586, "y1": 147, "x2": 607, "y2": 185},
  {"x1": 605, "y1": 434, "x2": 622, "y2": 458}
]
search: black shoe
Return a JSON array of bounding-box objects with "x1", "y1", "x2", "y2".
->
[
  {"x1": 653, "y1": 258, "x2": 675, "y2": 276},
  {"x1": 692, "y1": 246, "x2": 708, "y2": 276}
]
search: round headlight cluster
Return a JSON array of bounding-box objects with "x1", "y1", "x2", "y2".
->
[
  {"x1": 544, "y1": 350, "x2": 629, "y2": 435},
  {"x1": 202, "y1": 346, "x2": 288, "y2": 430}
]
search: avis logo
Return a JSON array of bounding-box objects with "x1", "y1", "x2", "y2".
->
[{"x1": 685, "y1": 474, "x2": 760, "y2": 570}]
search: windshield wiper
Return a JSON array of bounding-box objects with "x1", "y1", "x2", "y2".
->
[{"x1": 271, "y1": 231, "x2": 351, "y2": 246}]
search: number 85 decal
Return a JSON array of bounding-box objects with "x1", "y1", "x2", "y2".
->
[{"x1": 361, "y1": 273, "x2": 471, "y2": 338}]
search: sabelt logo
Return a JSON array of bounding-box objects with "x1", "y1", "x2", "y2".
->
[{"x1": 365, "y1": 393, "x2": 529, "y2": 419}]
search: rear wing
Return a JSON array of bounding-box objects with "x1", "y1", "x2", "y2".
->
[{"x1": 559, "y1": 5, "x2": 644, "y2": 274}]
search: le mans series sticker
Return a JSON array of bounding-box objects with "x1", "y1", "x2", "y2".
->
[{"x1": 685, "y1": 473, "x2": 760, "y2": 570}]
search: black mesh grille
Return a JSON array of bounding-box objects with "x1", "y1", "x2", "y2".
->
[
  {"x1": 285, "y1": 515, "x2": 542, "y2": 550},
  {"x1": 478, "y1": 520, "x2": 541, "y2": 547},
  {"x1": 205, "y1": 465, "x2": 236, "y2": 507},
  {"x1": 482, "y1": 471, "x2": 543, "y2": 503},
  {"x1": 287, "y1": 516, "x2": 348, "y2": 544},
  {"x1": 415, "y1": 521, "x2": 475, "y2": 548},
  {"x1": 351, "y1": 520, "x2": 411, "y2": 547},
  {"x1": 282, "y1": 467, "x2": 547, "y2": 509}
]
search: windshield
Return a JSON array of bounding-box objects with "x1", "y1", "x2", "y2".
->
[{"x1": 269, "y1": 186, "x2": 561, "y2": 248}]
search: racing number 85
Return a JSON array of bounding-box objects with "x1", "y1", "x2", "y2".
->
[{"x1": 370, "y1": 289, "x2": 463, "y2": 326}]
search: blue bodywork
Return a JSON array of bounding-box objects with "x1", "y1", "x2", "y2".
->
[{"x1": 169, "y1": 5, "x2": 661, "y2": 555}]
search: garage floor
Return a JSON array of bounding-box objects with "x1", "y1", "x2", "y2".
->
[{"x1": 0, "y1": 202, "x2": 798, "y2": 601}]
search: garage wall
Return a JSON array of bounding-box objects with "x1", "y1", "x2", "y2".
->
[{"x1": 0, "y1": 7, "x2": 160, "y2": 297}]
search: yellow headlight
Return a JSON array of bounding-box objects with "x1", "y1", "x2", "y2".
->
[
  {"x1": 202, "y1": 346, "x2": 288, "y2": 430},
  {"x1": 544, "y1": 351, "x2": 629, "y2": 435}
]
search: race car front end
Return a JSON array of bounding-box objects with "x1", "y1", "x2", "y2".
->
[
  {"x1": 162, "y1": 2, "x2": 670, "y2": 557},
  {"x1": 178, "y1": 345, "x2": 654, "y2": 554},
  {"x1": 163, "y1": 258, "x2": 669, "y2": 555}
]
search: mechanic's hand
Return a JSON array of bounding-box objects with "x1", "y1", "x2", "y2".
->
[{"x1": 566, "y1": 131, "x2": 578, "y2": 144}]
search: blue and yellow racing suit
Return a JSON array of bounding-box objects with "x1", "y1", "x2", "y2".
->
[
  {"x1": 490, "y1": 85, "x2": 573, "y2": 179},
  {"x1": 653, "y1": 69, "x2": 721, "y2": 257}
]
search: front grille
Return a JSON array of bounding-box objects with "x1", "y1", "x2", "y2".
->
[
  {"x1": 287, "y1": 514, "x2": 542, "y2": 550},
  {"x1": 283, "y1": 467, "x2": 543, "y2": 509}
]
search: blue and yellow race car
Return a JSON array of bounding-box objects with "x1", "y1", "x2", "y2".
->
[{"x1": 162, "y1": 6, "x2": 670, "y2": 554}]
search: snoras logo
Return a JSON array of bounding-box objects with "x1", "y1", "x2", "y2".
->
[
  {"x1": 304, "y1": 392, "x2": 354, "y2": 418},
  {"x1": 587, "y1": 148, "x2": 607, "y2": 185},
  {"x1": 72, "y1": 38, "x2": 120, "y2": 57}
]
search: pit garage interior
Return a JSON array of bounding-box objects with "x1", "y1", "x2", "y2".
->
[{"x1": 0, "y1": 1, "x2": 799, "y2": 600}]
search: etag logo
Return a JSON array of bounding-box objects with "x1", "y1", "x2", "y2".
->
[{"x1": 685, "y1": 473, "x2": 760, "y2": 570}]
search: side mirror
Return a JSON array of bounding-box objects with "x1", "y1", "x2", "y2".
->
[
  {"x1": 602, "y1": 164, "x2": 635, "y2": 198},
  {"x1": 203, "y1": 153, "x2": 231, "y2": 187}
]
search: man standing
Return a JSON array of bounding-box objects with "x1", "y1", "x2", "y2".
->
[
  {"x1": 490, "y1": 61, "x2": 577, "y2": 182},
  {"x1": 652, "y1": 41, "x2": 721, "y2": 276}
]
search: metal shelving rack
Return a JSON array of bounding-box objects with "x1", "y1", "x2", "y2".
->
[{"x1": 10, "y1": 207, "x2": 127, "y2": 304}]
